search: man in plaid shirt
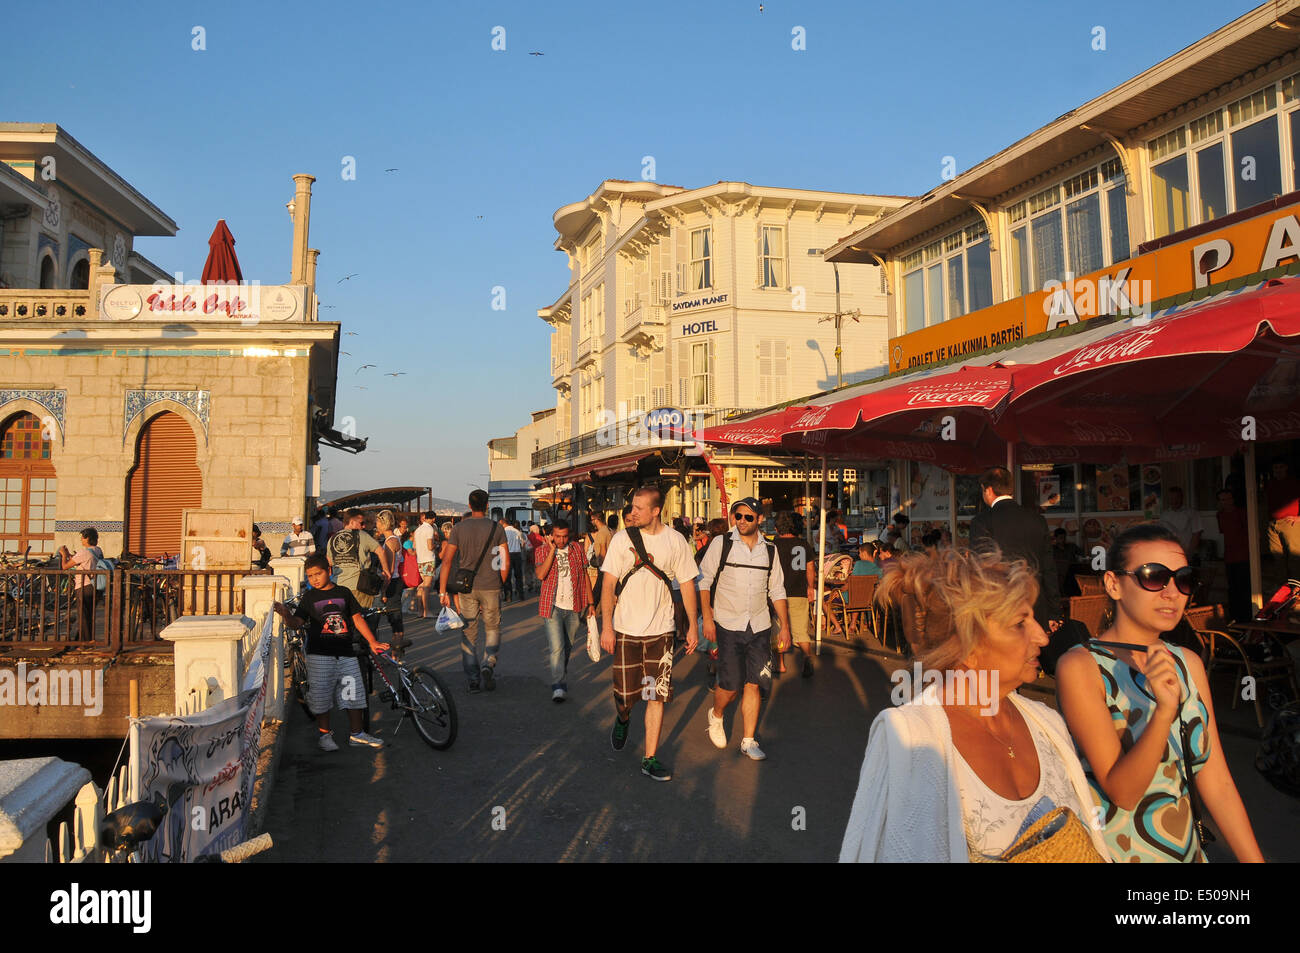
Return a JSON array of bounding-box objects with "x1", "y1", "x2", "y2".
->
[{"x1": 535, "y1": 518, "x2": 595, "y2": 702}]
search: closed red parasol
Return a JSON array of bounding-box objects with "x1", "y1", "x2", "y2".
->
[{"x1": 201, "y1": 219, "x2": 243, "y2": 284}]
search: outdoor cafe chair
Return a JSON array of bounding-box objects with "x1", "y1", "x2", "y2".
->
[
  {"x1": 840, "y1": 575, "x2": 878, "y2": 641},
  {"x1": 1068, "y1": 595, "x2": 1111, "y2": 639},
  {"x1": 1189, "y1": 612, "x2": 1300, "y2": 729},
  {"x1": 1075, "y1": 575, "x2": 1107, "y2": 597}
]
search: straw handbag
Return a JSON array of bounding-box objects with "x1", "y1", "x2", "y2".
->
[{"x1": 968, "y1": 807, "x2": 1106, "y2": 863}]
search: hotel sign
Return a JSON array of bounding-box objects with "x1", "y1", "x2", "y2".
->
[
  {"x1": 100, "y1": 284, "x2": 305, "y2": 323},
  {"x1": 672, "y1": 292, "x2": 729, "y2": 314},
  {"x1": 888, "y1": 195, "x2": 1300, "y2": 372}
]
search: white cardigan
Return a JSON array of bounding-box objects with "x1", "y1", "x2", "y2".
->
[{"x1": 838, "y1": 688, "x2": 1114, "y2": 862}]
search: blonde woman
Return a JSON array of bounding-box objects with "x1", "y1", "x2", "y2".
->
[
  {"x1": 840, "y1": 548, "x2": 1111, "y2": 862},
  {"x1": 373, "y1": 510, "x2": 408, "y2": 655}
]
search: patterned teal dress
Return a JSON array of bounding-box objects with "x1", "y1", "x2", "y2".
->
[{"x1": 1078, "y1": 643, "x2": 1211, "y2": 863}]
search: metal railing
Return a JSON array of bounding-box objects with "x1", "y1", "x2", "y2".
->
[
  {"x1": 0, "y1": 566, "x2": 271, "y2": 651},
  {"x1": 531, "y1": 407, "x2": 759, "y2": 471}
]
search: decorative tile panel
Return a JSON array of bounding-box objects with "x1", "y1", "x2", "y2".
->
[
  {"x1": 0, "y1": 389, "x2": 66, "y2": 440},
  {"x1": 124, "y1": 390, "x2": 210, "y2": 444}
]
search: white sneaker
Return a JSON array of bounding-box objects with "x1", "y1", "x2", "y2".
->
[
  {"x1": 317, "y1": 732, "x2": 339, "y2": 752},
  {"x1": 348, "y1": 731, "x2": 384, "y2": 748},
  {"x1": 740, "y1": 738, "x2": 767, "y2": 761},
  {"x1": 552, "y1": 687, "x2": 567, "y2": 703},
  {"x1": 706, "y1": 708, "x2": 727, "y2": 748}
]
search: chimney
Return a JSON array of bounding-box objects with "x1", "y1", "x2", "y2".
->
[
  {"x1": 306, "y1": 248, "x2": 320, "y2": 296},
  {"x1": 290, "y1": 173, "x2": 315, "y2": 284}
]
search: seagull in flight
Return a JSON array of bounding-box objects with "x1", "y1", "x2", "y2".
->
[
  {"x1": 356, "y1": 364, "x2": 377, "y2": 373},
  {"x1": 337, "y1": 273, "x2": 359, "y2": 283},
  {"x1": 344, "y1": 331, "x2": 358, "y2": 336},
  {"x1": 385, "y1": 372, "x2": 406, "y2": 377},
  {"x1": 385, "y1": 168, "x2": 399, "y2": 173},
  {"x1": 341, "y1": 350, "x2": 351, "y2": 356},
  {"x1": 529, "y1": 51, "x2": 544, "y2": 56},
  {"x1": 355, "y1": 386, "x2": 368, "y2": 391}
]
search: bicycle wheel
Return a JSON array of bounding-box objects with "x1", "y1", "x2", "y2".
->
[
  {"x1": 287, "y1": 643, "x2": 314, "y2": 721},
  {"x1": 405, "y1": 666, "x2": 457, "y2": 750}
]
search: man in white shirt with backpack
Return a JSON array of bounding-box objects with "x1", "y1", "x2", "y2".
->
[
  {"x1": 599, "y1": 486, "x2": 699, "y2": 782},
  {"x1": 698, "y1": 497, "x2": 789, "y2": 761}
]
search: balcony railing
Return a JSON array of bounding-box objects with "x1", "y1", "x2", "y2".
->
[
  {"x1": 0, "y1": 289, "x2": 93, "y2": 320},
  {"x1": 531, "y1": 407, "x2": 759, "y2": 472}
]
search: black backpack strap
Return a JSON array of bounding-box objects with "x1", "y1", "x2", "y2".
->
[
  {"x1": 710, "y1": 534, "x2": 775, "y2": 601},
  {"x1": 470, "y1": 523, "x2": 500, "y2": 575},
  {"x1": 616, "y1": 527, "x2": 674, "y2": 597}
]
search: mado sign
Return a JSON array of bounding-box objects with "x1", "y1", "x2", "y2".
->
[{"x1": 643, "y1": 407, "x2": 689, "y2": 440}]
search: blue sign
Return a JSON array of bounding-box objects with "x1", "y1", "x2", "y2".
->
[{"x1": 643, "y1": 407, "x2": 689, "y2": 439}]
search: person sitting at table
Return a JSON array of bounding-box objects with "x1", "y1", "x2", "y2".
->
[
  {"x1": 1056, "y1": 523, "x2": 1264, "y2": 863},
  {"x1": 852, "y1": 541, "x2": 881, "y2": 576},
  {"x1": 839, "y1": 546, "x2": 1112, "y2": 862}
]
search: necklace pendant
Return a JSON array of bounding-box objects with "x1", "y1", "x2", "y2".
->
[{"x1": 1007, "y1": 748, "x2": 1015, "y2": 759}]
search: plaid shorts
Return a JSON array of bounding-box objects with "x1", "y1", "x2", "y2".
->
[{"x1": 612, "y1": 631, "x2": 675, "y2": 707}]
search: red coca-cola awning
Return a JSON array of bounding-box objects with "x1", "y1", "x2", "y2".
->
[
  {"x1": 201, "y1": 219, "x2": 243, "y2": 284},
  {"x1": 998, "y1": 276, "x2": 1300, "y2": 458}
]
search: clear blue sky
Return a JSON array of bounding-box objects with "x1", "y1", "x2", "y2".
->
[{"x1": 3, "y1": 0, "x2": 1257, "y2": 501}]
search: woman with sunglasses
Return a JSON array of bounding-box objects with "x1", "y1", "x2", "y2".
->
[{"x1": 1056, "y1": 523, "x2": 1263, "y2": 862}]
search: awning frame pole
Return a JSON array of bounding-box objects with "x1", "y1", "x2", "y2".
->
[
  {"x1": 1245, "y1": 442, "x2": 1262, "y2": 614},
  {"x1": 804, "y1": 453, "x2": 812, "y2": 543},
  {"x1": 815, "y1": 456, "x2": 828, "y2": 657}
]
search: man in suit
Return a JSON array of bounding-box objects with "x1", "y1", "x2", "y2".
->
[{"x1": 969, "y1": 468, "x2": 1065, "y2": 667}]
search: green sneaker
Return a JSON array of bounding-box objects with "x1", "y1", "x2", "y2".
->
[
  {"x1": 610, "y1": 716, "x2": 630, "y2": 751},
  {"x1": 641, "y1": 756, "x2": 671, "y2": 782}
]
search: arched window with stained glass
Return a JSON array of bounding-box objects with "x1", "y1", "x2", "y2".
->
[{"x1": 0, "y1": 412, "x2": 58, "y2": 556}]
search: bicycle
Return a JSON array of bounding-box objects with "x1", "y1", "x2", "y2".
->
[
  {"x1": 360, "y1": 635, "x2": 458, "y2": 750},
  {"x1": 278, "y1": 590, "x2": 314, "y2": 722}
]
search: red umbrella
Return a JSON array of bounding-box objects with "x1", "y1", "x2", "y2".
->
[
  {"x1": 201, "y1": 219, "x2": 243, "y2": 284},
  {"x1": 998, "y1": 276, "x2": 1300, "y2": 459}
]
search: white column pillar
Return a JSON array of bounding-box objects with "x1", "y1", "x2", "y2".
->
[
  {"x1": 0, "y1": 757, "x2": 92, "y2": 863},
  {"x1": 270, "y1": 556, "x2": 306, "y2": 597},
  {"x1": 160, "y1": 616, "x2": 251, "y2": 715},
  {"x1": 238, "y1": 574, "x2": 290, "y2": 721}
]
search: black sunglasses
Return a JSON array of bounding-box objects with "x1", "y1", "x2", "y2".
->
[
  {"x1": 1113, "y1": 563, "x2": 1198, "y2": 596},
  {"x1": 734, "y1": 514, "x2": 757, "y2": 523}
]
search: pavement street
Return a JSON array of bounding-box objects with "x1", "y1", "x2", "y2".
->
[{"x1": 263, "y1": 592, "x2": 1300, "y2": 863}]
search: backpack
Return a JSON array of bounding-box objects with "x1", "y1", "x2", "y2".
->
[
  {"x1": 614, "y1": 527, "x2": 674, "y2": 597},
  {"x1": 707, "y1": 533, "x2": 775, "y2": 602}
]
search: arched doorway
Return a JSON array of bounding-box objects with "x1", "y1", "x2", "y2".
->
[
  {"x1": 39, "y1": 255, "x2": 56, "y2": 289},
  {"x1": 124, "y1": 412, "x2": 203, "y2": 558},
  {"x1": 70, "y1": 258, "x2": 90, "y2": 290},
  {"x1": 0, "y1": 412, "x2": 58, "y2": 556}
]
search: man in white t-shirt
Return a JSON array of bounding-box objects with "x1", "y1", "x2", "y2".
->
[
  {"x1": 599, "y1": 486, "x2": 699, "y2": 782},
  {"x1": 1159, "y1": 486, "x2": 1203, "y2": 561},
  {"x1": 412, "y1": 511, "x2": 439, "y2": 618},
  {"x1": 501, "y1": 517, "x2": 525, "y2": 602}
]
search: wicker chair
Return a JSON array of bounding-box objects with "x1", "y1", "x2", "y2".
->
[
  {"x1": 1075, "y1": 575, "x2": 1106, "y2": 597},
  {"x1": 1068, "y1": 595, "x2": 1112, "y2": 639},
  {"x1": 840, "y1": 575, "x2": 878, "y2": 640}
]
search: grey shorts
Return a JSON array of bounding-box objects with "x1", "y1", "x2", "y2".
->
[{"x1": 306, "y1": 654, "x2": 368, "y2": 715}]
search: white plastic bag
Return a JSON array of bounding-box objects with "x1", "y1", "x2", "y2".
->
[
  {"x1": 436, "y1": 606, "x2": 465, "y2": 632},
  {"x1": 586, "y1": 612, "x2": 601, "y2": 662}
]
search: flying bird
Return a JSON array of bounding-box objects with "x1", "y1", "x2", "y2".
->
[
  {"x1": 320, "y1": 304, "x2": 336, "y2": 310},
  {"x1": 355, "y1": 386, "x2": 368, "y2": 391},
  {"x1": 385, "y1": 168, "x2": 399, "y2": 173},
  {"x1": 385, "y1": 372, "x2": 406, "y2": 377},
  {"x1": 344, "y1": 331, "x2": 358, "y2": 336},
  {"x1": 356, "y1": 364, "x2": 377, "y2": 373},
  {"x1": 337, "y1": 273, "x2": 359, "y2": 283},
  {"x1": 341, "y1": 350, "x2": 351, "y2": 356},
  {"x1": 529, "y1": 51, "x2": 544, "y2": 56}
]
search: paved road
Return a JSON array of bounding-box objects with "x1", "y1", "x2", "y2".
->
[
  {"x1": 263, "y1": 594, "x2": 1300, "y2": 862},
  {"x1": 263, "y1": 593, "x2": 893, "y2": 862}
]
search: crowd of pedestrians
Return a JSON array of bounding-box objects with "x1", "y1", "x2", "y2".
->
[{"x1": 268, "y1": 471, "x2": 1284, "y2": 863}]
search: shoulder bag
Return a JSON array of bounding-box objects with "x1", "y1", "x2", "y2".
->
[{"x1": 447, "y1": 523, "x2": 500, "y2": 595}]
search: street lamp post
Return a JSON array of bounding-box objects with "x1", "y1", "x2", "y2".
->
[{"x1": 807, "y1": 249, "x2": 860, "y2": 390}]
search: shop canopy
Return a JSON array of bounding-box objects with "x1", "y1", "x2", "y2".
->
[
  {"x1": 696, "y1": 274, "x2": 1300, "y2": 468},
  {"x1": 995, "y1": 276, "x2": 1300, "y2": 460}
]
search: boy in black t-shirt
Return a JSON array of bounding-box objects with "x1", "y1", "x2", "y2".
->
[{"x1": 273, "y1": 554, "x2": 390, "y2": 751}]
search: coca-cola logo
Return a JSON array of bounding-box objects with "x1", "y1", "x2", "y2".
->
[
  {"x1": 904, "y1": 385, "x2": 1001, "y2": 406},
  {"x1": 791, "y1": 407, "x2": 830, "y2": 428},
  {"x1": 1063, "y1": 420, "x2": 1133, "y2": 442},
  {"x1": 1053, "y1": 326, "x2": 1165, "y2": 376},
  {"x1": 882, "y1": 441, "x2": 936, "y2": 459},
  {"x1": 1246, "y1": 411, "x2": 1300, "y2": 439},
  {"x1": 1021, "y1": 445, "x2": 1082, "y2": 462},
  {"x1": 721, "y1": 429, "x2": 781, "y2": 445}
]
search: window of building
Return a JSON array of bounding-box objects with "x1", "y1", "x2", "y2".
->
[
  {"x1": 757, "y1": 339, "x2": 789, "y2": 405},
  {"x1": 901, "y1": 222, "x2": 995, "y2": 328},
  {"x1": 580, "y1": 292, "x2": 592, "y2": 342},
  {"x1": 632, "y1": 357, "x2": 648, "y2": 414},
  {"x1": 677, "y1": 340, "x2": 714, "y2": 406},
  {"x1": 690, "y1": 227, "x2": 712, "y2": 290},
  {"x1": 594, "y1": 284, "x2": 605, "y2": 337},
  {"x1": 760, "y1": 225, "x2": 785, "y2": 288},
  {"x1": 1147, "y1": 79, "x2": 1300, "y2": 239},
  {"x1": 70, "y1": 258, "x2": 89, "y2": 290},
  {"x1": 584, "y1": 231, "x2": 601, "y2": 271},
  {"x1": 0, "y1": 414, "x2": 57, "y2": 556},
  {"x1": 39, "y1": 255, "x2": 55, "y2": 289}
]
